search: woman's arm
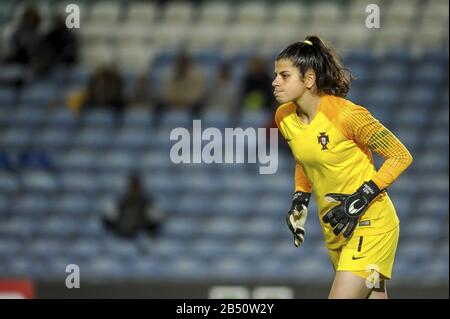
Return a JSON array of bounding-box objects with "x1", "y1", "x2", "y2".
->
[{"x1": 341, "y1": 104, "x2": 413, "y2": 189}]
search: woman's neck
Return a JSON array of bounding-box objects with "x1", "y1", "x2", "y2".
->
[{"x1": 294, "y1": 94, "x2": 322, "y2": 124}]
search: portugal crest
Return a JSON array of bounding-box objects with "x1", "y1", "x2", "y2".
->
[{"x1": 318, "y1": 132, "x2": 330, "y2": 150}]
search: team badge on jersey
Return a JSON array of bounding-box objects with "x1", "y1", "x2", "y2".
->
[{"x1": 318, "y1": 132, "x2": 330, "y2": 150}]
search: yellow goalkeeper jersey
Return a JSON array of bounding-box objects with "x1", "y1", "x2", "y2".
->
[{"x1": 275, "y1": 95, "x2": 413, "y2": 249}]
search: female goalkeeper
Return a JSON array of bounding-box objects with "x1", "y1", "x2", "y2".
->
[{"x1": 273, "y1": 35, "x2": 413, "y2": 299}]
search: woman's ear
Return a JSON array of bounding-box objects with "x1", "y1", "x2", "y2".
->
[{"x1": 304, "y1": 69, "x2": 316, "y2": 90}]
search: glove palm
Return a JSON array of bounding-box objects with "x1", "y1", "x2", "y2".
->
[{"x1": 322, "y1": 181, "x2": 382, "y2": 238}]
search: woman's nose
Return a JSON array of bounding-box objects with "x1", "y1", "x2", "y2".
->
[{"x1": 272, "y1": 79, "x2": 278, "y2": 87}]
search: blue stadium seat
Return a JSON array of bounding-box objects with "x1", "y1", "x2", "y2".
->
[
  {"x1": 0, "y1": 127, "x2": 32, "y2": 149},
  {"x1": 414, "y1": 150, "x2": 448, "y2": 173},
  {"x1": 149, "y1": 127, "x2": 175, "y2": 151},
  {"x1": 122, "y1": 108, "x2": 154, "y2": 127},
  {"x1": 290, "y1": 256, "x2": 334, "y2": 282},
  {"x1": 375, "y1": 62, "x2": 408, "y2": 85},
  {"x1": 189, "y1": 238, "x2": 232, "y2": 261},
  {"x1": 5, "y1": 256, "x2": 34, "y2": 278},
  {"x1": 220, "y1": 172, "x2": 259, "y2": 195},
  {"x1": 60, "y1": 149, "x2": 100, "y2": 171},
  {"x1": 11, "y1": 107, "x2": 47, "y2": 127},
  {"x1": 27, "y1": 239, "x2": 64, "y2": 260},
  {"x1": 138, "y1": 150, "x2": 175, "y2": 172},
  {"x1": 413, "y1": 60, "x2": 448, "y2": 86},
  {"x1": 81, "y1": 255, "x2": 128, "y2": 279},
  {"x1": 13, "y1": 193, "x2": 51, "y2": 216},
  {"x1": 365, "y1": 85, "x2": 400, "y2": 109},
  {"x1": 38, "y1": 216, "x2": 79, "y2": 238},
  {"x1": 163, "y1": 215, "x2": 200, "y2": 239},
  {"x1": 65, "y1": 238, "x2": 100, "y2": 261},
  {"x1": 396, "y1": 105, "x2": 428, "y2": 127},
  {"x1": 234, "y1": 238, "x2": 270, "y2": 261},
  {"x1": 424, "y1": 254, "x2": 449, "y2": 284},
  {"x1": 60, "y1": 172, "x2": 99, "y2": 194},
  {"x1": 239, "y1": 110, "x2": 271, "y2": 128},
  {"x1": 254, "y1": 194, "x2": 288, "y2": 217},
  {"x1": 416, "y1": 193, "x2": 449, "y2": 218},
  {"x1": 211, "y1": 256, "x2": 254, "y2": 279},
  {"x1": 21, "y1": 171, "x2": 59, "y2": 194},
  {"x1": 81, "y1": 109, "x2": 117, "y2": 128},
  {"x1": 1, "y1": 217, "x2": 36, "y2": 240},
  {"x1": 127, "y1": 257, "x2": 166, "y2": 279},
  {"x1": 20, "y1": 83, "x2": 57, "y2": 107},
  {"x1": 393, "y1": 127, "x2": 419, "y2": 151},
  {"x1": 17, "y1": 149, "x2": 54, "y2": 170},
  {"x1": 389, "y1": 173, "x2": 417, "y2": 194},
  {"x1": 35, "y1": 127, "x2": 74, "y2": 149},
  {"x1": 0, "y1": 64, "x2": 25, "y2": 85},
  {"x1": 96, "y1": 172, "x2": 127, "y2": 195},
  {"x1": 165, "y1": 256, "x2": 209, "y2": 279},
  {"x1": 151, "y1": 238, "x2": 187, "y2": 260},
  {"x1": 173, "y1": 194, "x2": 215, "y2": 216},
  {"x1": 53, "y1": 194, "x2": 92, "y2": 217},
  {"x1": 143, "y1": 171, "x2": 180, "y2": 194},
  {"x1": 243, "y1": 217, "x2": 282, "y2": 240},
  {"x1": 160, "y1": 110, "x2": 192, "y2": 128},
  {"x1": 424, "y1": 126, "x2": 448, "y2": 149},
  {"x1": 73, "y1": 127, "x2": 113, "y2": 149},
  {"x1": 101, "y1": 236, "x2": 140, "y2": 259},
  {"x1": 215, "y1": 193, "x2": 253, "y2": 216},
  {"x1": 0, "y1": 239, "x2": 22, "y2": 260},
  {"x1": 99, "y1": 150, "x2": 136, "y2": 172},
  {"x1": 0, "y1": 172, "x2": 19, "y2": 195},
  {"x1": 201, "y1": 111, "x2": 232, "y2": 128},
  {"x1": 44, "y1": 107, "x2": 78, "y2": 128},
  {"x1": 403, "y1": 84, "x2": 440, "y2": 107},
  {"x1": 388, "y1": 193, "x2": 413, "y2": 220},
  {"x1": 200, "y1": 216, "x2": 241, "y2": 239},
  {"x1": 113, "y1": 127, "x2": 151, "y2": 150},
  {"x1": 78, "y1": 217, "x2": 105, "y2": 238},
  {"x1": 404, "y1": 217, "x2": 442, "y2": 240}
]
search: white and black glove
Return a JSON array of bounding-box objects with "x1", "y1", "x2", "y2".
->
[{"x1": 286, "y1": 191, "x2": 311, "y2": 247}]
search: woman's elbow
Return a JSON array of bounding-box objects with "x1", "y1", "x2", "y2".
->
[{"x1": 405, "y1": 151, "x2": 413, "y2": 168}]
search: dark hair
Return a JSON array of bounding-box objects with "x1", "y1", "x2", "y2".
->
[{"x1": 276, "y1": 35, "x2": 352, "y2": 98}]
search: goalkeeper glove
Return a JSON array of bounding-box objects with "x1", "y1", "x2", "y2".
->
[
  {"x1": 322, "y1": 180, "x2": 383, "y2": 238},
  {"x1": 286, "y1": 191, "x2": 311, "y2": 247}
]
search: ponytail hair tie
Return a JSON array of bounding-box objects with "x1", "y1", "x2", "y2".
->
[{"x1": 303, "y1": 40, "x2": 313, "y2": 46}]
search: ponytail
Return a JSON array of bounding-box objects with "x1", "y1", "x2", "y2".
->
[{"x1": 276, "y1": 35, "x2": 352, "y2": 98}]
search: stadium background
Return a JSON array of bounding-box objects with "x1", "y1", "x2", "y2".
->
[{"x1": 0, "y1": 0, "x2": 448, "y2": 298}]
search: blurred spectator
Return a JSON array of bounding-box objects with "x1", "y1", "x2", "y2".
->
[
  {"x1": 83, "y1": 64, "x2": 126, "y2": 112},
  {"x1": 4, "y1": 6, "x2": 43, "y2": 65},
  {"x1": 102, "y1": 174, "x2": 163, "y2": 238},
  {"x1": 240, "y1": 56, "x2": 275, "y2": 112},
  {"x1": 129, "y1": 71, "x2": 155, "y2": 108},
  {"x1": 43, "y1": 14, "x2": 78, "y2": 65},
  {"x1": 3, "y1": 6, "x2": 78, "y2": 78},
  {"x1": 159, "y1": 51, "x2": 206, "y2": 113},
  {"x1": 202, "y1": 62, "x2": 239, "y2": 115}
]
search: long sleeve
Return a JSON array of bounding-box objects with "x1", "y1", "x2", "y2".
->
[
  {"x1": 295, "y1": 163, "x2": 313, "y2": 193},
  {"x1": 340, "y1": 105, "x2": 413, "y2": 189}
]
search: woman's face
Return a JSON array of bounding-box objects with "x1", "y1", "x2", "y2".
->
[{"x1": 272, "y1": 59, "x2": 307, "y2": 104}]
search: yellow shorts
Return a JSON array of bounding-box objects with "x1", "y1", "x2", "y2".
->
[{"x1": 328, "y1": 225, "x2": 399, "y2": 281}]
